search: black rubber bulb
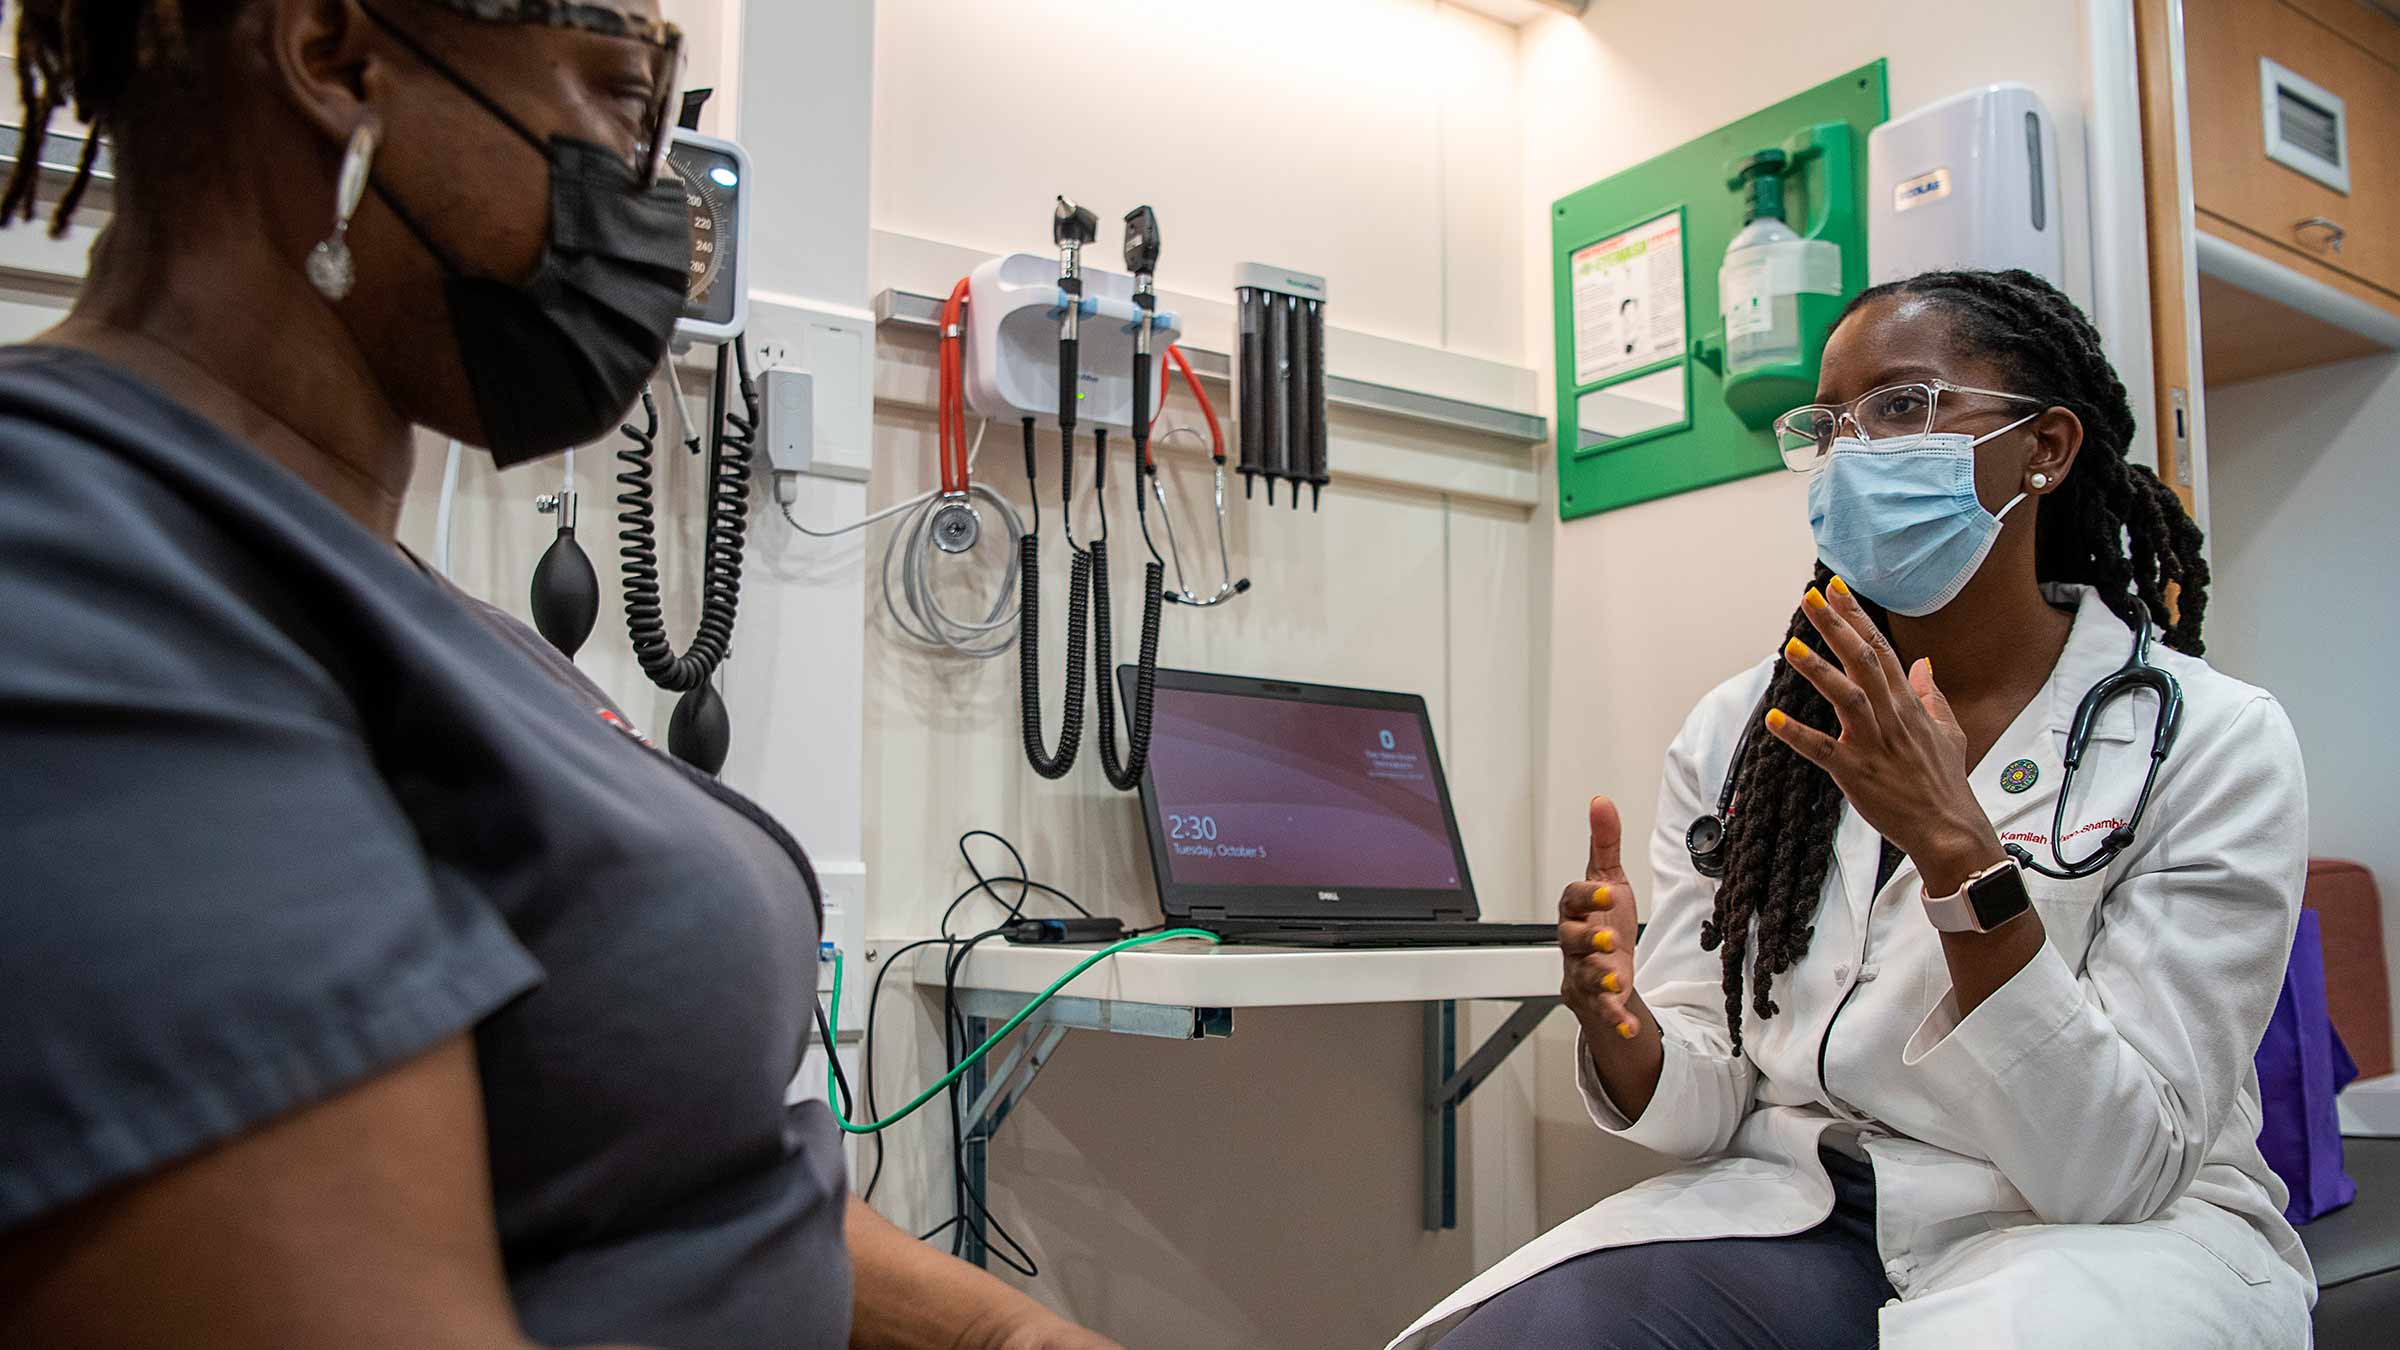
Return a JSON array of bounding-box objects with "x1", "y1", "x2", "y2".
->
[
  {"x1": 530, "y1": 524, "x2": 599, "y2": 658},
  {"x1": 669, "y1": 682, "x2": 732, "y2": 776}
]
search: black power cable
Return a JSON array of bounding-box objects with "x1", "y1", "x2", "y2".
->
[
  {"x1": 856, "y1": 831, "x2": 1093, "y2": 1240},
  {"x1": 943, "y1": 926, "x2": 1040, "y2": 1276}
]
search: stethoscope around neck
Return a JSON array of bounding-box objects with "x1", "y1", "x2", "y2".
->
[{"x1": 1685, "y1": 608, "x2": 2186, "y2": 884}]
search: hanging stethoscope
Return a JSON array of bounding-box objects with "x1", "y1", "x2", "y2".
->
[
  {"x1": 1686, "y1": 609, "x2": 2184, "y2": 884},
  {"x1": 1144, "y1": 345, "x2": 1250, "y2": 608},
  {"x1": 2007, "y1": 610, "x2": 2185, "y2": 879},
  {"x1": 932, "y1": 276, "x2": 982, "y2": 556}
]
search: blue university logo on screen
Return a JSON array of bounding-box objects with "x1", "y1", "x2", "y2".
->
[{"x1": 1379, "y1": 729, "x2": 1396, "y2": 750}]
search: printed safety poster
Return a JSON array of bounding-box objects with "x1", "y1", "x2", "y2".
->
[{"x1": 1571, "y1": 212, "x2": 1686, "y2": 387}]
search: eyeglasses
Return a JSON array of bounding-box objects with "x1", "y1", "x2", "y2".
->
[
  {"x1": 412, "y1": 0, "x2": 686, "y2": 189},
  {"x1": 1774, "y1": 379, "x2": 2046, "y2": 473}
]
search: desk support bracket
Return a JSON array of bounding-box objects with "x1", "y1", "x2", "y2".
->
[
  {"x1": 954, "y1": 996, "x2": 1232, "y2": 1268},
  {"x1": 941, "y1": 984, "x2": 1557, "y2": 1264},
  {"x1": 1425, "y1": 997, "x2": 1561, "y2": 1231}
]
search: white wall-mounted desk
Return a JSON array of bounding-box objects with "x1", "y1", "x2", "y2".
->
[{"x1": 880, "y1": 938, "x2": 1563, "y2": 1266}]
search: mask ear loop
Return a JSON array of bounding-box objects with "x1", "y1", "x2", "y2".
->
[
  {"x1": 365, "y1": 178, "x2": 467, "y2": 276},
  {"x1": 1970, "y1": 409, "x2": 2045, "y2": 524},
  {"x1": 358, "y1": 4, "x2": 551, "y2": 155}
]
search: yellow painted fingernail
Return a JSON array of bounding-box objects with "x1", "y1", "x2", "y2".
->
[
  {"x1": 1805, "y1": 587, "x2": 1828, "y2": 610},
  {"x1": 1784, "y1": 636, "x2": 1809, "y2": 663},
  {"x1": 1595, "y1": 884, "x2": 1612, "y2": 909},
  {"x1": 1616, "y1": 1020, "x2": 1639, "y2": 1039},
  {"x1": 1601, "y1": 971, "x2": 1622, "y2": 994},
  {"x1": 1830, "y1": 575, "x2": 1852, "y2": 599},
  {"x1": 1592, "y1": 929, "x2": 1616, "y2": 954},
  {"x1": 1765, "y1": 708, "x2": 1789, "y2": 731}
]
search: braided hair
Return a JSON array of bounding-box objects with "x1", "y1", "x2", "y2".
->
[
  {"x1": 1703, "y1": 269, "x2": 2208, "y2": 1050},
  {"x1": 0, "y1": 0, "x2": 244, "y2": 236}
]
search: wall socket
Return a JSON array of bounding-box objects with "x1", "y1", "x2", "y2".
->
[{"x1": 746, "y1": 299, "x2": 875, "y2": 481}]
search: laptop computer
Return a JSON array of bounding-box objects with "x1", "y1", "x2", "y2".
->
[{"x1": 1122, "y1": 666, "x2": 1557, "y2": 948}]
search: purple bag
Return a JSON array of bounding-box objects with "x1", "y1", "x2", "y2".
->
[{"x1": 2254, "y1": 907, "x2": 2358, "y2": 1224}]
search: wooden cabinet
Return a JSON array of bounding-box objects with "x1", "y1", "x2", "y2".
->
[{"x1": 2184, "y1": 0, "x2": 2400, "y2": 301}]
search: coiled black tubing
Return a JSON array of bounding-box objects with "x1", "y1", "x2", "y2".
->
[
  {"x1": 1017, "y1": 530, "x2": 1090, "y2": 779},
  {"x1": 617, "y1": 342, "x2": 753, "y2": 693},
  {"x1": 1089, "y1": 538, "x2": 1164, "y2": 792}
]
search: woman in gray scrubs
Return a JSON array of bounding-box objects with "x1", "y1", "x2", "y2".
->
[{"x1": 0, "y1": 3, "x2": 1110, "y2": 1347}]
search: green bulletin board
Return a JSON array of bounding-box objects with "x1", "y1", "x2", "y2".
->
[{"x1": 1553, "y1": 62, "x2": 1888, "y2": 520}]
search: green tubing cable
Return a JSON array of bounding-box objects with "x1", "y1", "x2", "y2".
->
[{"x1": 824, "y1": 928, "x2": 1221, "y2": 1134}]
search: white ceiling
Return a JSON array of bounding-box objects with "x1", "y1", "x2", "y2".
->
[{"x1": 1443, "y1": 0, "x2": 1587, "y2": 28}]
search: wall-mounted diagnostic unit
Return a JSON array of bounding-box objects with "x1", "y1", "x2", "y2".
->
[
  {"x1": 1550, "y1": 62, "x2": 1886, "y2": 519},
  {"x1": 1868, "y1": 84, "x2": 2064, "y2": 290},
  {"x1": 603, "y1": 119, "x2": 762, "y2": 776},
  {"x1": 965, "y1": 252, "x2": 1183, "y2": 430},
  {"x1": 668, "y1": 127, "x2": 754, "y2": 344}
]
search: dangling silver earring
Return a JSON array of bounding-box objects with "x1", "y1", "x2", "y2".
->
[
  {"x1": 2029, "y1": 471, "x2": 2051, "y2": 491},
  {"x1": 307, "y1": 117, "x2": 379, "y2": 301}
]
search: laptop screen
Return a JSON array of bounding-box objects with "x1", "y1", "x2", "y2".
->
[{"x1": 1129, "y1": 669, "x2": 1479, "y2": 922}]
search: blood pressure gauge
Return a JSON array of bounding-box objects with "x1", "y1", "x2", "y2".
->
[{"x1": 664, "y1": 129, "x2": 750, "y2": 344}]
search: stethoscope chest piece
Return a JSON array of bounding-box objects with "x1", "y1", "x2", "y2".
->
[
  {"x1": 1686, "y1": 813, "x2": 1728, "y2": 880},
  {"x1": 931, "y1": 494, "x2": 982, "y2": 554}
]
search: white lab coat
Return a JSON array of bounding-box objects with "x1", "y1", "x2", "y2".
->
[{"x1": 1392, "y1": 585, "x2": 2317, "y2": 1349}]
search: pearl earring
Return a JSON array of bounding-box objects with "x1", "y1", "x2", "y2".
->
[
  {"x1": 2030, "y1": 472, "x2": 2051, "y2": 490},
  {"x1": 307, "y1": 118, "x2": 379, "y2": 301}
]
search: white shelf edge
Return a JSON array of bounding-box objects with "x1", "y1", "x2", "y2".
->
[
  {"x1": 882, "y1": 936, "x2": 1562, "y2": 1010},
  {"x1": 873, "y1": 286, "x2": 1548, "y2": 446},
  {"x1": 2194, "y1": 232, "x2": 2400, "y2": 352}
]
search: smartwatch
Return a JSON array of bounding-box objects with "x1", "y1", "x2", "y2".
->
[{"x1": 1921, "y1": 857, "x2": 2033, "y2": 934}]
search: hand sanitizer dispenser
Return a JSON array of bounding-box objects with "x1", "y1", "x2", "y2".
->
[
  {"x1": 1718, "y1": 123, "x2": 1856, "y2": 432},
  {"x1": 1869, "y1": 84, "x2": 2064, "y2": 289}
]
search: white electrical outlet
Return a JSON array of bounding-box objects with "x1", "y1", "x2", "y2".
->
[
  {"x1": 814, "y1": 860, "x2": 868, "y2": 1019},
  {"x1": 747, "y1": 297, "x2": 875, "y2": 481},
  {"x1": 760, "y1": 368, "x2": 817, "y2": 479}
]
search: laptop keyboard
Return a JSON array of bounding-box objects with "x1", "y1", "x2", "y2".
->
[{"x1": 1207, "y1": 921, "x2": 1558, "y2": 948}]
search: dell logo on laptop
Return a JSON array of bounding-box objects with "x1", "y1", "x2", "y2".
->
[{"x1": 1318, "y1": 890, "x2": 1342, "y2": 902}]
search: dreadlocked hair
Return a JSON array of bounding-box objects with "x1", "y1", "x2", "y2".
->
[
  {"x1": 1703, "y1": 268, "x2": 2209, "y2": 1052},
  {"x1": 1, "y1": 0, "x2": 243, "y2": 237}
]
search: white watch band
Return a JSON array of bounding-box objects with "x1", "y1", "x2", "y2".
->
[{"x1": 1921, "y1": 858, "x2": 2018, "y2": 934}]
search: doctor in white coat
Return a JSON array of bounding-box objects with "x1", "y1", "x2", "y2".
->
[{"x1": 1397, "y1": 270, "x2": 2313, "y2": 1349}]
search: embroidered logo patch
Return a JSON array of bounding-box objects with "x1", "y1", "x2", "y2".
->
[{"x1": 2000, "y1": 759, "x2": 2041, "y2": 794}]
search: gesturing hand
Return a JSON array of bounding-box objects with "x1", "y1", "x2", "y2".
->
[
  {"x1": 1558, "y1": 795, "x2": 1643, "y2": 1042},
  {"x1": 1762, "y1": 577, "x2": 2007, "y2": 897}
]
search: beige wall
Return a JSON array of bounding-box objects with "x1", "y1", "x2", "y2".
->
[
  {"x1": 2205, "y1": 353, "x2": 2400, "y2": 1055},
  {"x1": 1512, "y1": 0, "x2": 2097, "y2": 1227},
  {"x1": 853, "y1": 4, "x2": 1546, "y2": 1342}
]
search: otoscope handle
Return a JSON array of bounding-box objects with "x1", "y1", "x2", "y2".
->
[
  {"x1": 1131, "y1": 345, "x2": 1152, "y2": 454},
  {"x1": 1058, "y1": 335, "x2": 1079, "y2": 435}
]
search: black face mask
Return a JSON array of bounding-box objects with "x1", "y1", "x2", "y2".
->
[{"x1": 363, "y1": 10, "x2": 692, "y2": 466}]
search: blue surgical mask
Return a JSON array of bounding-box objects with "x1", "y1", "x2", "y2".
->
[{"x1": 1805, "y1": 415, "x2": 2039, "y2": 617}]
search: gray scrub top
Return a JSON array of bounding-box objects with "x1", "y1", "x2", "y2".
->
[{"x1": 0, "y1": 346, "x2": 850, "y2": 1347}]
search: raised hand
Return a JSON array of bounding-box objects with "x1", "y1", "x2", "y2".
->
[
  {"x1": 1763, "y1": 576, "x2": 2007, "y2": 898},
  {"x1": 1558, "y1": 795, "x2": 1643, "y2": 1041}
]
